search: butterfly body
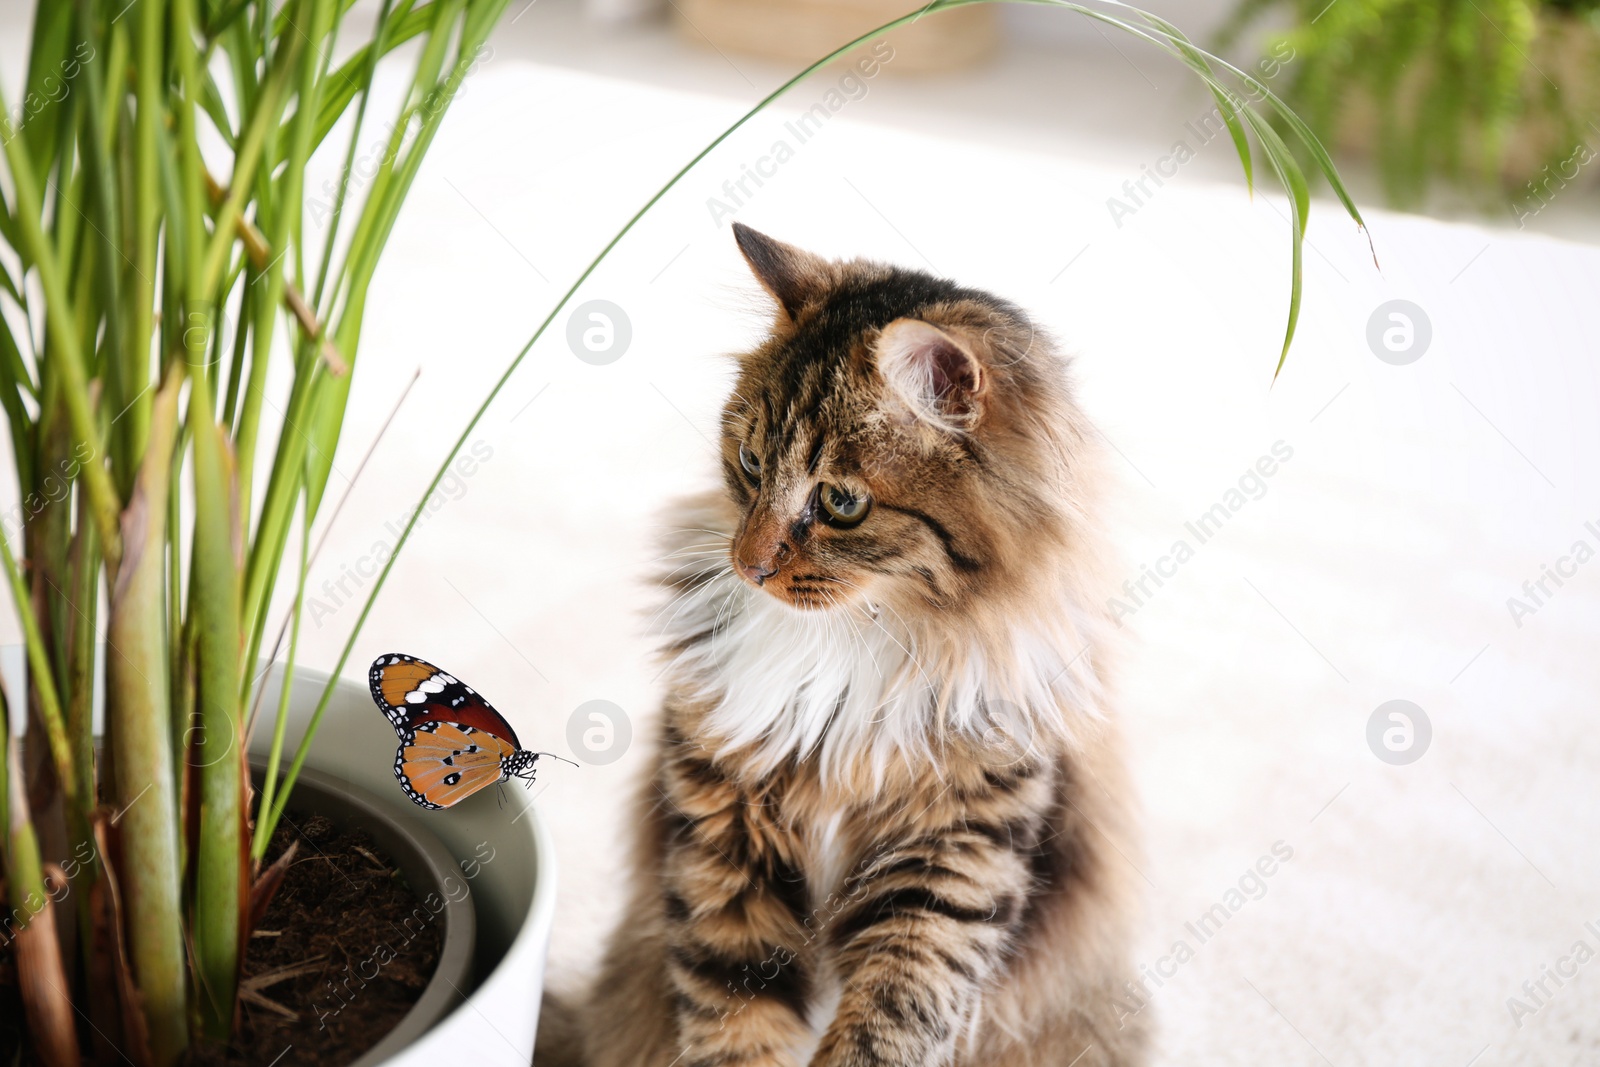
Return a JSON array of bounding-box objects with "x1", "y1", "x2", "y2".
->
[{"x1": 370, "y1": 653, "x2": 559, "y2": 809}]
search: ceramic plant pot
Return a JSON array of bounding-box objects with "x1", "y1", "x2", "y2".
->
[{"x1": 248, "y1": 664, "x2": 557, "y2": 1066}]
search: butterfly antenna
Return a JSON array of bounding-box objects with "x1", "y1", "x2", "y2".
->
[{"x1": 533, "y1": 751, "x2": 581, "y2": 769}]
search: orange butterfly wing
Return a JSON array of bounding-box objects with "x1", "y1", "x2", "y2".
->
[
  {"x1": 394, "y1": 721, "x2": 518, "y2": 809},
  {"x1": 370, "y1": 653, "x2": 522, "y2": 748}
]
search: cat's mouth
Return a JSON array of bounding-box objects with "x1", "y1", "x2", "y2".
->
[{"x1": 742, "y1": 569, "x2": 852, "y2": 612}]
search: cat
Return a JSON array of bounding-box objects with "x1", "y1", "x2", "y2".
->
[{"x1": 537, "y1": 224, "x2": 1145, "y2": 1067}]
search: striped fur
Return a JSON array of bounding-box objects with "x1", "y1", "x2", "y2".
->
[{"x1": 542, "y1": 228, "x2": 1145, "y2": 1067}]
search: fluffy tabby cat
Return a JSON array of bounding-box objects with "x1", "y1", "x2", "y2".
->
[{"x1": 537, "y1": 225, "x2": 1143, "y2": 1067}]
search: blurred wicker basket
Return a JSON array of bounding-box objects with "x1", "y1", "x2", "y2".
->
[{"x1": 673, "y1": 0, "x2": 1000, "y2": 72}]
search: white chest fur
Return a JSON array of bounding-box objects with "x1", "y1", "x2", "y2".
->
[{"x1": 662, "y1": 566, "x2": 1102, "y2": 780}]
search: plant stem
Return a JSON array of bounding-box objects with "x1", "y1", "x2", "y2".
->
[
  {"x1": 189, "y1": 398, "x2": 246, "y2": 1037},
  {"x1": 105, "y1": 371, "x2": 188, "y2": 1067},
  {"x1": 2, "y1": 708, "x2": 82, "y2": 1067},
  {"x1": 0, "y1": 518, "x2": 75, "y2": 807}
]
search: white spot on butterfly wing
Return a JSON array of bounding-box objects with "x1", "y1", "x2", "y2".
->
[{"x1": 403, "y1": 676, "x2": 448, "y2": 703}]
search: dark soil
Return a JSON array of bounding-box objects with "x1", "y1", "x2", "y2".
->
[
  {"x1": 188, "y1": 813, "x2": 442, "y2": 1066},
  {"x1": 0, "y1": 812, "x2": 441, "y2": 1067}
]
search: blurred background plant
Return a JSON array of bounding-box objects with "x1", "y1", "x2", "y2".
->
[
  {"x1": 0, "y1": 0, "x2": 506, "y2": 1061},
  {"x1": 1218, "y1": 0, "x2": 1600, "y2": 208}
]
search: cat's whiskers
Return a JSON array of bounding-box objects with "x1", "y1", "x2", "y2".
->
[
  {"x1": 655, "y1": 550, "x2": 735, "y2": 586},
  {"x1": 827, "y1": 575, "x2": 932, "y2": 694},
  {"x1": 646, "y1": 541, "x2": 734, "y2": 567},
  {"x1": 650, "y1": 560, "x2": 721, "y2": 618},
  {"x1": 829, "y1": 588, "x2": 886, "y2": 682},
  {"x1": 709, "y1": 575, "x2": 745, "y2": 646},
  {"x1": 652, "y1": 525, "x2": 734, "y2": 542},
  {"x1": 832, "y1": 594, "x2": 888, "y2": 696},
  {"x1": 651, "y1": 560, "x2": 734, "y2": 599},
  {"x1": 653, "y1": 558, "x2": 736, "y2": 636}
]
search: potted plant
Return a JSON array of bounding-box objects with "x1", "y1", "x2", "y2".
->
[
  {"x1": 0, "y1": 0, "x2": 1361, "y2": 1062},
  {"x1": 1218, "y1": 0, "x2": 1600, "y2": 209},
  {"x1": 0, "y1": 0, "x2": 534, "y2": 1060}
]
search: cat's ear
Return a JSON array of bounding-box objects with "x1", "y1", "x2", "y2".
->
[
  {"x1": 733, "y1": 223, "x2": 826, "y2": 323},
  {"x1": 874, "y1": 318, "x2": 986, "y2": 428}
]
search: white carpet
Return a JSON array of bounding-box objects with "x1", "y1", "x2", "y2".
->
[{"x1": 6, "y1": 41, "x2": 1599, "y2": 1066}]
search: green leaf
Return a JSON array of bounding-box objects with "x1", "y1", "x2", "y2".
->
[
  {"x1": 17, "y1": 0, "x2": 73, "y2": 189},
  {"x1": 0, "y1": 315, "x2": 38, "y2": 400},
  {"x1": 1241, "y1": 107, "x2": 1307, "y2": 378},
  {"x1": 309, "y1": 0, "x2": 425, "y2": 149},
  {"x1": 0, "y1": 68, "x2": 124, "y2": 569},
  {"x1": 0, "y1": 257, "x2": 23, "y2": 311},
  {"x1": 0, "y1": 321, "x2": 37, "y2": 487},
  {"x1": 203, "y1": 0, "x2": 255, "y2": 38},
  {"x1": 198, "y1": 67, "x2": 240, "y2": 149},
  {"x1": 1137, "y1": 10, "x2": 1252, "y2": 194}
]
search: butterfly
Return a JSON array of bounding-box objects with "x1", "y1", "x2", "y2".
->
[{"x1": 369, "y1": 653, "x2": 568, "y2": 810}]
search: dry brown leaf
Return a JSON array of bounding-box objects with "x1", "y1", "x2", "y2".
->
[
  {"x1": 238, "y1": 985, "x2": 299, "y2": 1022},
  {"x1": 241, "y1": 955, "x2": 327, "y2": 993},
  {"x1": 93, "y1": 814, "x2": 153, "y2": 1067}
]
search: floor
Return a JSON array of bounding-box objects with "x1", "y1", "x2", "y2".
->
[{"x1": 1, "y1": 2, "x2": 1598, "y2": 1064}]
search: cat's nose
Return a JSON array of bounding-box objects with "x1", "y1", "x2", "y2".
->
[
  {"x1": 734, "y1": 526, "x2": 791, "y2": 585},
  {"x1": 737, "y1": 559, "x2": 779, "y2": 585}
]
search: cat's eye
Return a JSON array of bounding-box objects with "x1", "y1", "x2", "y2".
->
[
  {"x1": 738, "y1": 443, "x2": 761, "y2": 479},
  {"x1": 819, "y1": 483, "x2": 870, "y2": 526}
]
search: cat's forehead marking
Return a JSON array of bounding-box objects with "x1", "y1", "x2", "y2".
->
[{"x1": 806, "y1": 434, "x2": 826, "y2": 474}]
